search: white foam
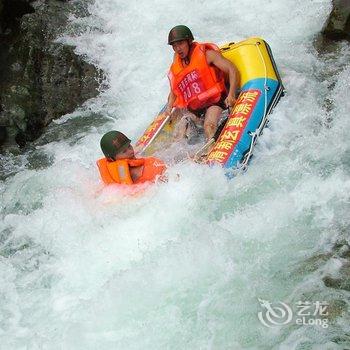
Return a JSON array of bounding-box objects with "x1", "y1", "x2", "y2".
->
[{"x1": 1, "y1": 0, "x2": 350, "y2": 348}]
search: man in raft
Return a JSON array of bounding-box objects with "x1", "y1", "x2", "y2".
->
[
  {"x1": 165, "y1": 25, "x2": 239, "y2": 141},
  {"x1": 97, "y1": 131, "x2": 167, "y2": 185}
]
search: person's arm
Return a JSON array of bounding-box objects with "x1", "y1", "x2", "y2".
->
[{"x1": 206, "y1": 50, "x2": 239, "y2": 107}]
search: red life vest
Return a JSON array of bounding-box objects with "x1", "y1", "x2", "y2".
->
[
  {"x1": 168, "y1": 42, "x2": 226, "y2": 110},
  {"x1": 96, "y1": 157, "x2": 166, "y2": 185}
]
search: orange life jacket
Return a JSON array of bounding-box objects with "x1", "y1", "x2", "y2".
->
[
  {"x1": 96, "y1": 157, "x2": 166, "y2": 185},
  {"x1": 168, "y1": 42, "x2": 226, "y2": 110}
]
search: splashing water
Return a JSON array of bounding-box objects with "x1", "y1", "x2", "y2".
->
[{"x1": 1, "y1": 0, "x2": 350, "y2": 348}]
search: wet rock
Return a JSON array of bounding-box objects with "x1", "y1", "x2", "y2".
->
[
  {"x1": 301, "y1": 240, "x2": 350, "y2": 294},
  {"x1": 322, "y1": 239, "x2": 350, "y2": 291},
  {"x1": 323, "y1": 274, "x2": 350, "y2": 291},
  {"x1": 296, "y1": 252, "x2": 332, "y2": 274},
  {"x1": 327, "y1": 299, "x2": 347, "y2": 321},
  {"x1": 323, "y1": 253, "x2": 350, "y2": 292},
  {"x1": 323, "y1": 0, "x2": 350, "y2": 40},
  {"x1": 0, "y1": 126, "x2": 7, "y2": 147},
  {"x1": 334, "y1": 240, "x2": 350, "y2": 259},
  {"x1": 0, "y1": 0, "x2": 101, "y2": 148},
  {"x1": 0, "y1": 0, "x2": 35, "y2": 35}
]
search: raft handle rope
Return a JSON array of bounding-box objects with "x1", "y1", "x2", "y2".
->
[{"x1": 239, "y1": 42, "x2": 269, "y2": 169}]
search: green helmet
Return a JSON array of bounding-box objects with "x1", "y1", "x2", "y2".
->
[
  {"x1": 100, "y1": 131, "x2": 131, "y2": 160},
  {"x1": 168, "y1": 25, "x2": 194, "y2": 45}
]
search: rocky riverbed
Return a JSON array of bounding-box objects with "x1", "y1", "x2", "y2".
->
[{"x1": 0, "y1": 0, "x2": 102, "y2": 148}]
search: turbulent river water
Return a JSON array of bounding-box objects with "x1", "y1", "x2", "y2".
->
[{"x1": 1, "y1": 0, "x2": 350, "y2": 349}]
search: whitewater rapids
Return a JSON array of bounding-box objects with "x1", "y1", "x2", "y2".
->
[{"x1": 1, "y1": 0, "x2": 350, "y2": 348}]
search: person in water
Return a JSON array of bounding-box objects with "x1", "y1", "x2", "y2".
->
[
  {"x1": 165, "y1": 25, "x2": 239, "y2": 141},
  {"x1": 97, "y1": 131, "x2": 166, "y2": 185}
]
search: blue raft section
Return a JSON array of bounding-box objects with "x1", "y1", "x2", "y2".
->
[
  {"x1": 206, "y1": 38, "x2": 285, "y2": 173},
  {"x1": 224, "y1": 77, "x2": 282, "y2": 169}
]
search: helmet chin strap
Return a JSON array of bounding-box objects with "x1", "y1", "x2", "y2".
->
[{"x1": 183, "y1": 40, "x2": 194, "y2": 65}]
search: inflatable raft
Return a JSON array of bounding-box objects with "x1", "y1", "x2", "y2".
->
[{"x1": 136, "y1": 37, "x2": 284, "y2": 170}]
